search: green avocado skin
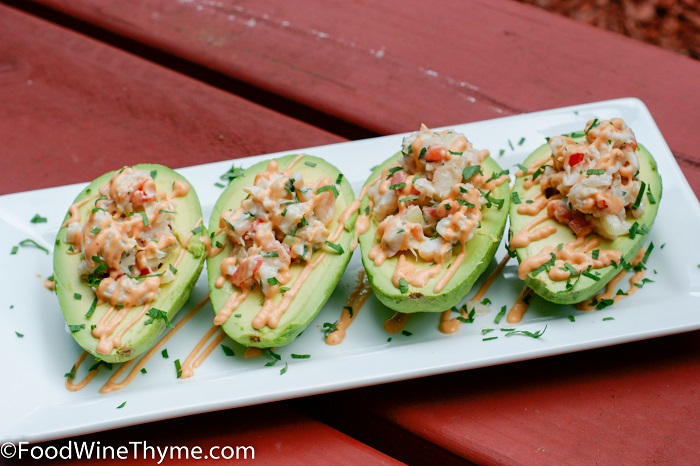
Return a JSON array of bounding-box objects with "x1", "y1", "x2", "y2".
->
[
  {"x1": 207, "y1": 154, "x2": 357, "y2": 348},
  {"x1": 53, "y1": 164, "x2": 206, "y2": 363},
  {"x1": 359, "y1": 152, "x2": 510, "y2": 313},
  {"x1": 509, "y1": 142, "x2": 662, "y2": 304}
]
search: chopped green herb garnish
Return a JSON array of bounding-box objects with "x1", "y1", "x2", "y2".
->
[
  {"x1": 418, "y1": 147, "x2": 427, "y2": 159},
  {"x1": 586, "y1": 118, "x2": 600, "y2": 135},
  {"x1": 85, "y1": 297, "x2": 98, "y2": 318},
  {"x1": 518, "y1": 137, "x2": 526, "y2": 146},
  {"x1": 595, "y1": 298, "x2": 615, "y2": 309},
  {"x1": 69, "y1": 324, "x2": 85, "y2": 333},
  {"x1": 144, "y1": 308, "x2": 174, "y2": 328},
  {"x1": 174, "y1": 359, "x2": 182, "y2": 378},
  {"x1": 291, "y1": 354, "x2": 311, "y2": 359},
  {"x1": 344, "y1": 305, "x2": 354, "y2": 318},
  {"x1": 462, "y1": 165, "x2": 481, "y2": 181},
  {"x1": 508, "y1": 139, "x2": 514, "y2": 151},
  {"x1": 221, "y1": 345, "x2": 235, "y2": 356},
  {"x1": 499, "y1": 149, "x2": 505, "y2": 156},
  {"x1": 390, "y1": 182, "x2": 406, "y2": 191},
  {"x1": 387, "y1": 166, "x2": 403, "y2": 178},
  {"x1": 398, "y1": 278, "x2": 409, "y2": 294},
  {"x1": 169, "y1": 264, "x2": 178, "y2": 275},
  {"x1": 616, "y1": 289, "x2": 628, "y2": 296},
  {"x1": 563, "y1": 262, "x2": 579, "y2": 276},
  {"x1": 505, "y1": 325, "x2": 547, "y2": 339},
  {"x1": 161, "y1": 349, "x2": 169, "y2": 359},
  {"x1": 582, "y1": 268, "x2": 601, "y2": 281},
  {"x1": 304, "y1": 161, "x2": 317, "y2": 167},
  {"x1": 632, "y1": 181, "x2": 646, "y2": 210},
  {"x1": 323, "y1": 321, "x2": 339, "y2": 338},
  {"x1": 586, "y1": 169, "x2": 606, "y2": 176},
  {"x1": 646, "y1": 188, "x2": 656, "y2": 205},
  {"x1": 280, "y1": 362, "x2": 288, "y2": 375},
  {"x1": 16, "y1": 239, "x2": 50, "y2": 255},
  {"x1": 10, "y1": 245, "x2": 18, "y2": 255},
  {"x1": 15, "y1": 331, "x2": 24, "y2": 338},
  {"x1": 591, "y1": 249, "x2": 600, "y2": 260},
  {"x1": 64, "y1": 364, "x2": 76, "y2": 378},
  {"x1": 483, "y1": 336, "x2": 498, "y2": 341},
  {"x1": 267, "y1": 277, "x2": 281, "y2": 286},
  {"x1": 456, "y1": 198, "x2": 476, "y2": 208},
  {"x1": 402, "y1": 330, "x2": 413, "y2": 336},
  {"x1": 567, "y1": 315, "x2": 576, "y2": 322},
  {"x1": 494, "y1": 305, "x2": 506, "y2": 324},
  {"x1": 30, "y1": 214, "x2": 48, "y2": 223},
  {"x1": 628, "y1": 222, "x2": 649, "y2": 239},
  {"x1": 512, "y1": 191, "x2": 522, "y2": 204},
  {"x1": 602, "y1": 317, "x2": 615, "y2": 321},
  {"x1": 399, "y1": 195, "x2": 420, "y2": 203},
  {"x1": 220, "y1": 164, "x2": 245, "y2": 184},
  {"x1": 279, "y1": 287, "x2": 290, "y2": 294},
  {"x1": 325, "y1": 241, "x2": 344, "y2": 255},
  {"x1": 263, "y1": 250, "x2": 279, "y2": 258},
  {"x1": 214, "y1": 182, "x2": 226, "y2": 188},
  {"x1": 335, "y1": 173, "x2": 344, "y2": 185},
  {"x1": 140, "y1": 367, "x2": 148, "y2": 374},
  {"x1": 73, "y1": 293, "x2": 82, "y2": 300},
  {"x1": 116, "y1": 401, "x2": 127, "y2": 409},
  {"x1": 316, "y1": 185, "x2": 339, "y2": 198}
]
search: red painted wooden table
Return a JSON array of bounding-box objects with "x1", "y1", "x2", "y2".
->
[{"x1": 2, "y1": 0, "x2": 699, "y2": 464}]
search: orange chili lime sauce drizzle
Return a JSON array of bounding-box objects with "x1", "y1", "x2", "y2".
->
[
  {"x1": 214, "y1": 289, "x2": 250, "y2": 326},
  {"x1": 180, "y1": 326, "x2": 227, "y2": 379},
  {"x1": 243, "y1": 347, "x2": 263, "y2": 358},
  {"x1": 576, "y1": 248, "x2": 647, "y2": 311},
  {"x1": 506, "y1": 285, "x2": 535, "y2": 324},
  {"x1": 65, "y1": 295, "x2": 211, "y2": 394},
  {"x1": 438, "y1": 254, "x2": 513, "y2": 334},
  {"x1": 325, "y1": 269, "x2": 372, "y2": 345},
  {"x1": 384, "y1": 312, "x2": 411, "y2": 334},
  {"x1": 63, "y1": 195, "x2": 95, "y2": 228},
  {"x1": 65, "y1": 351, "x2": 102, "y2": 392},
  {"x1": 434, "y1": 245, "x2": 466, "y2": 293},
  {"x1": 471, "y1": 254, "x2": 512, "y2": 303}
]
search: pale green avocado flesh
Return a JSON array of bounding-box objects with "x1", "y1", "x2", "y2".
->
[
  {"x1": 509, "y1": 142, "x2": 662, "y2": 304},
  {"x1": 358, "y1": 152, "x2": 510, "y2": 313},
  {"x1": 53, "y1": 164, "x2": 207, "y2": 363},
  {"x1": 207, "y1": 154, "x2": 357, "y2": 348}
]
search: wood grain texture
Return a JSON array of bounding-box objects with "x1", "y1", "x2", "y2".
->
[
  {"x1": 297, "y1": 330, "x2": 700, "y2": 465},
  {"x1": 0, "y1": 4, "x2": 342, "y2": 195},
  {"x1": 8, "y1": 403, "x2": 402, "y2": 465},
  {"x1": 25, "y1": 0, "x2": 700, "y2": 197}
]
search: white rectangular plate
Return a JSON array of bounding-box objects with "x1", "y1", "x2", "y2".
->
[{"x1": 2, "y1": 98, "x2": 699, "y2": 443}]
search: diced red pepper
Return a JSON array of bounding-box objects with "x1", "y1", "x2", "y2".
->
[{"x1": 568, "y1": 152, "x2": 585, "y2": 167}]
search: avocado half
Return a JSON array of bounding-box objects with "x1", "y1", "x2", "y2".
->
[
  {"x1": 509, "y1": 142, "x2": 662, "y2": 304},
  {"x1": 53, "y1": 164, "x2": 207, "y2": 363},
  {"x1": 207, "y1": 154, "x2": 357, "y2": 348},
  {"x1": 358, "y1": 152, "x2": 510, "y2": 313}
]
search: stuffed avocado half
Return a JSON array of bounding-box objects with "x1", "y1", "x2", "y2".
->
[
  {"x1": 509, "y1": 118, "x2": 661, "y2": 304},
  {"x1": 207, "y1": 154, "x2": 357, "y2": 348},
  {"x1": 358, "y1": 125, "x2": 510, "y2": 313},
  {"x1": 54, "y1": 164, "x2": 207, "y2": 363}
]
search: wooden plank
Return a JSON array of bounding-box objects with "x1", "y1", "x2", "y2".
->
[
  {"x1": 297, "y1": 330, "x2": 700, "y2": 465},
  {"x1": 22, "y1": 0, "x2": 700, "y2": 197},
  {"x1": 0, "y1": 3, "x2": 342, "y2": 195},
  {"x1": 13, "y1": 403, "x2": 402, "y2": 465}
]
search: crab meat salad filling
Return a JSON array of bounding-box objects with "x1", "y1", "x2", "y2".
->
[
  {"x1": 537, "y1": 118, "x2": 644, "y2": 239},
  {"x1": 366, "y1": 124, "x2": 509, "y2": 291},
  {"x1": 65, "y1": 167, "x2": 184, "y2": 308}
]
